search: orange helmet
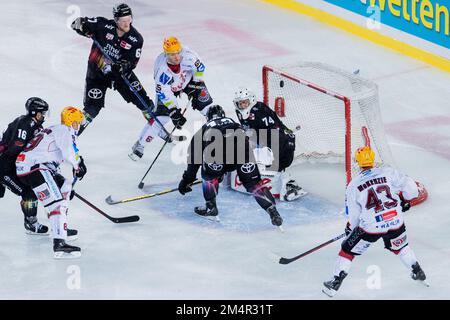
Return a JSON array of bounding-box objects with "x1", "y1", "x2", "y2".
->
[
  {"x1": 163, "y1": 36, "x2": 182, "y2": 54},
  {"x1": 355, "y1": 146, "x2": 375, "y2": 168},
  {"x1": 61, "y1": 106, "x2": 84, "y2": 127}
]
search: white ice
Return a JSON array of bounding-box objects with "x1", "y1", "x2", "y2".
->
[{"x1": 0, "y1": 0, "x2": 449, "y2": 299}]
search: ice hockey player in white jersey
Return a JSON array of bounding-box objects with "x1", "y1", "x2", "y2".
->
[
  {"x1": 322, "y1": 146, "x2": 426, "y2": 297},
  {"x1": 129, "y1": 36, "x2": 213, "y2": 160},
  {"x1": 16, "y1": 107, "x2": 87, "y2": 259}
]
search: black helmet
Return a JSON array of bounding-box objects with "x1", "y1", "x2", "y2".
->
[
  {"x1": 113, "y1": 3, "x2": 132, "y2": 19},
  {"x1": 25, "y1": 97, "x2": 49, "y2": 117},
  {"x1": 206, "y1": 105, "x2": 225, "y2": 121}
]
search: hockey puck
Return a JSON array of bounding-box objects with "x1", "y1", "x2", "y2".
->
[{"x1": 279, "y1": 80, "x2": 284, "y2": 88}]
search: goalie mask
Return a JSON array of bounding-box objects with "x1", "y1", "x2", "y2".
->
[{"x1": 233, "y1": 87, "x2": 256, "y2": 120}]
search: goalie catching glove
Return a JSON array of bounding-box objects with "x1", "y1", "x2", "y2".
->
[
  {"x1": 73, "y1": 156, "x2": 87, "y2": 180},
  {"x1": 169, "y1": 108, "x2": 187, "y2": 129}
]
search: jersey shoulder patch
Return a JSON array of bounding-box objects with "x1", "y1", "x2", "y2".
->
[{"x1": 159, "y1": 72, "x2": 171, "y2": 85}]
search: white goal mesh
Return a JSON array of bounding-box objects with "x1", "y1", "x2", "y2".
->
[{"x1": 262, "y1": 62, "x2": 396, "y2": 183}]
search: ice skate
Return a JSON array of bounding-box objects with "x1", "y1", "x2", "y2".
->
[
  {"x1": 283, "y1": 180, "x2": 308, "y2": 201},
  {"x1": 322, "y1": 271, "x2": 348, "y2": 297},
  {"x1": 267, "y1": 206, "x2": 283, "y2": 227},
  {"x1": 128, "y1": 141, "x2": 144, "y2": 161},
  {"x1": 411, "y1": 262, "x2": 429, "y2": 286},
  {"x1": 24, "y1": 217, "x2": 49, "y2": 236},
  {"x1": 194, "y1": 201, "x2": 220, "y2": 222},
  {"x1": 53, "y1": 239, "x2": 81, "y2": 259},
  {"x1": 67, "y1": 229, "x2": 78, "y2": 242}
]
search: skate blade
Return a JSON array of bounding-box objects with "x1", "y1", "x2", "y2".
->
[
  {"x1": 25, "y1": 230, "x2": 49, "y2": 236},
  {"x1": 417, "y1": 280, "x2": 430, "y2": 287},
  {"x1": 198, "y1": 215, "x2": 220, "y2": 222},
  {"x1": 322, "y1": 287, "x2": 337, "y2": 298},
  {"x1": 277, "y1": 225, "x2": 285, "y2": 233},
  {"x1": 128, "y1": 153, "x2": 141, "y2": 161},
  {"x1": 53, "y1": 251, "x2": 81, "y2": 259},
  {"x1": 67, "y1": 235, "x2": 78, "y2": 242},
  {"x1": 284, "y1": 190, "x2": 308, "y2": 201}
]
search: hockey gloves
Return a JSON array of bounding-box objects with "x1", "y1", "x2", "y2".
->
[
  {"x1": 111, "y1": 59, "x2": 132, "y2": 78},
  {"x1": 185, "y1": 81, "x2": 205, "y2": 97},
  {"x1": 178, "y1": 178, "x2": 193, "y2": 195},
  {"x1": 169, "y1": 108, "x2": 187, "y2": 129},
  {"x1": 71, "y1": 17, "x2": 92, "y2": 38},
  {"x1": 401, "y1": 199, "x2": 411, "y2": 212},
  {"x1": 73, "y1": 156, "x2": 87, "y2": 181}
]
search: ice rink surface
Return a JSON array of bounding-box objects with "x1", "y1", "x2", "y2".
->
[{"x1": 1, "y1": 0, "x2": 449, "y2": 299}]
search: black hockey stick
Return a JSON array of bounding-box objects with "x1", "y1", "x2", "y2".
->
[
  {"x1": 279, "y1": 233, "x2": 346, "y2": 264},
  {"x1": 74, "y1": 192, "x2": 140, "y2": 223},
  {"x1": 138, "y1": 104, "x2": 189, "y2": 189},
  {"x1": 91, "y1": 38, "x2": 177, "y2": 140},
  {"x1": 106, "y1": 180, "x2": 202, "y2": 205}
]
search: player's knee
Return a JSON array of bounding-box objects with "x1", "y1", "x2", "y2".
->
[{"x1": 339, "y1": 249, "x2": 356, "y2": 261}]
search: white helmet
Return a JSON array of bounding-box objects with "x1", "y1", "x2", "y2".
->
[{"x1": 233, "y1": 87, "x2": 256, "y2": 120}]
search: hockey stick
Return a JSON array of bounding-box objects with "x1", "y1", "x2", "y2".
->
[
  {"x1": 74, "y1": 192, "x2": 140, "y2": 223},
  {"x1": 279, "y1": 233, "x2": 346, "y2": 264},
  {"x1": 106, "y1": 180, "x2": 202, "y2": 205},
  {"x1": 91, "y1": 38, "x2": 174, "y2": 140},
  {"x1": 138, "y1": 104, "x2": 190, "y2": 189}
]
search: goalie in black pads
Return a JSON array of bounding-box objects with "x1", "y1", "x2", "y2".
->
[
  {"x1": 71, "y1": 3, "x2": 155, "y2": 135},
  {"x1": 0, "y1": 97, "x2": 49, "y2": 235},
  {"x1": 178, "y1": 105, "x2": 283, "y2": 227},
  {"x1": 233, "y1": 87, "x2": 306, "y2": 201}
]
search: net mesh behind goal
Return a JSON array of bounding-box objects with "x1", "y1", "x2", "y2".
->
[{"x1": 262, "y1": 62, "x2": 396, "y2": 183}]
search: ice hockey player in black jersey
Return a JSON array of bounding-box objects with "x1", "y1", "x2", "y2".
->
[
  {"x1": 71, "y1": 3, "x2": 155, "y2": 135},
  {"x1": 178, "y1": 105, "x2": 283, "y2": 227},
  {"x1": 233, "y1": 87, "x2": 306, "y2": 201},
  {"x1": 0, "y1": 97, "x2": 49, "y2": 234}
]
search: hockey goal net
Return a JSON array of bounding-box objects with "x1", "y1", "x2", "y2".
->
[{"x1": 262, "y1": 62, "x2": 427, "y2": 206}]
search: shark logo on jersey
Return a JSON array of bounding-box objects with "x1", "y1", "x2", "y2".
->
[
  {"x1": 159, "y1": 73, "x2": 171, "y2": 85},
  {"x1": 106, "y1": 33, "x2": 114, "y2": 40}
]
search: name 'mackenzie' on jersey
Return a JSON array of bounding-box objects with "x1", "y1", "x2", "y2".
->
[{"x1": 345, "y1": 166, "x2": 419, "y2": 234}]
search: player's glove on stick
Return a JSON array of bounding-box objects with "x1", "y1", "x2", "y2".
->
[
  {"x1": 169, "y1": 108, "x2": 187, "y2": 129},
  {"x1": 401, "y1": 199, "x2": 411, "y2": 212},
  {"x1": 73, "y1": 156, "x2": 87, "y2": 180},
  {"x1": 111, "y1": 59, "x2": 132, "y2": 78},
  {"x1": 178, "y1": 178, "x2": 194, "y2": 195}
]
